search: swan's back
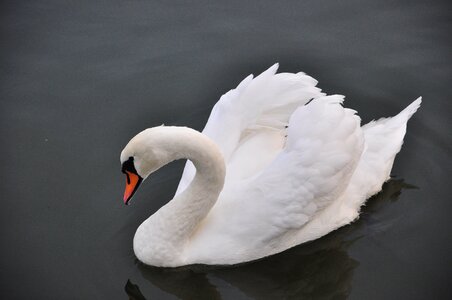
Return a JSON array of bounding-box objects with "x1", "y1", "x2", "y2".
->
[{"x1": 176, "y1": 65, "x2": 420, "y2": 265}]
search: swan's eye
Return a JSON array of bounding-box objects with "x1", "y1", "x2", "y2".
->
[{"x1": 121, "y1": 157, "x2": 137, "y2": 174}]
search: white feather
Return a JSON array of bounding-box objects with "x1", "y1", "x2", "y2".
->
[{"x1": 121, "y1": 65, "x2": 421, "y2": 267}]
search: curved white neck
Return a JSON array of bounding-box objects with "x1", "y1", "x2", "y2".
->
[{"x1": 132, "y1": 127, "x2": 225, "y2": 266}]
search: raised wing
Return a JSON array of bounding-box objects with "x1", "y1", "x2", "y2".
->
[
  {"x1": 176, "y1": 64, "x2": 324, "y2": 194},
  {"x1": 238, "y1": 95, "x2": 365, "y2": 242}
]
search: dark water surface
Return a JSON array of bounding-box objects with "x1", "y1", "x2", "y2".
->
[{"x1": 1, "y1": 1, "x2": 451, "y2": 299}]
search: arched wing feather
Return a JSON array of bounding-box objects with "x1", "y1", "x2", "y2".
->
[
  {"x1": 238, "y1": 95, "x2": 364, "y2": 242},
  {"x1": 176, "y1": 64, "x2": 324, "y2": 194}
]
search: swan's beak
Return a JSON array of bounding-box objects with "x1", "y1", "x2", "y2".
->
[{"x1": 123, "y1": 171, "x2": 143, "y2": 205}]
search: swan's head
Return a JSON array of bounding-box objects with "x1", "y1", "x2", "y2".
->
[{"x1": 120, "y1": 127, "x2": 173, "y2": 205}]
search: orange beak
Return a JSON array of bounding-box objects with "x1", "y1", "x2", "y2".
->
[{"x1": 123, "y1": 171, "x2": 142, "y2": 205}]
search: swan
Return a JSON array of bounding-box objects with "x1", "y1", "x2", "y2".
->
[{"x1": 120, "y1": 64, "x2": 421, "y2": 267}]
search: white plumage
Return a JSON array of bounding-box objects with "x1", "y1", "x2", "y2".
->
[{"x1": 120, "y1": 64, "x2": 421, "y2": 267}]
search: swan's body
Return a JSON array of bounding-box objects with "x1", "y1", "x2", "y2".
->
[{"x1": 120, "y1": 64, "x2": 421, "y2": 267}]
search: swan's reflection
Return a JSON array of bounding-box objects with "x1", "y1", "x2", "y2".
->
[
  {"x1": 125, "y1": 279, "x2": 146, "y2": 300},
  {"x1": 126, "y1": 179, "x2": 415, "y2": 300}
]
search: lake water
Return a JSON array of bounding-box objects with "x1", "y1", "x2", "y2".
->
[{"x1": 1, "y1": 0, "x2": 451, "y2": 299}]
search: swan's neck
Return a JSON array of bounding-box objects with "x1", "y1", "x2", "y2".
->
[{"x1": 133, "y1": 127, "x2": 225, "y2": 266}]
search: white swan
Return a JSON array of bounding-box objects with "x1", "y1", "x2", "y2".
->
[{"x1": 120, "y1": 64, "x2": 421, "y2": 267}]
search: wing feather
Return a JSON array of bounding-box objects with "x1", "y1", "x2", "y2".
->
[
  {"x1": 240, "y1": 95, "x2": 364, "y2": 241},
  {"x1": 176, "y1": 64, "x2": 324, "y2": 194}
]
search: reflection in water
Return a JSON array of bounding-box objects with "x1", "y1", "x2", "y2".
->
[
  {"x1": 126, "y1": 179, "x2": 415, "y2": 299},
  {"x1": 125, "y1": 280, "x2": 146, "y2": 300}
]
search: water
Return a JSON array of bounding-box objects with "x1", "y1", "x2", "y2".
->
[{"x1": 1, "y1": 1, "x2": 451, "y2": 299}]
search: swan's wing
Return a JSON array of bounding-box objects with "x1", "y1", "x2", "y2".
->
[
  {"x1": 236, "y1": 95, "x2": 364, "y2": 242},
  {"x1": 176, "y1": 64, "x2": 324, "y2": 194}
]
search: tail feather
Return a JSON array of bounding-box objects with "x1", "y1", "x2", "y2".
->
[
  {"x1": 383, "y1": 96, "x2": 422, "y2": 130},
  {"x1": 362, "y1": 97, "x2": 422, "y2": 131},
  {"x1": 349, "y1": 97, "x2": 421, "y2": 202},
  {"x1": 398, "y1": 97, "x2": 422, "y2": 121}
]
